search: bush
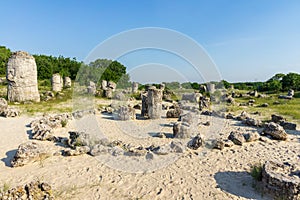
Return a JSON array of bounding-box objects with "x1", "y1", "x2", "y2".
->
[{"x1": 250, "y1": 163, "x2": 263, "y2": 181}]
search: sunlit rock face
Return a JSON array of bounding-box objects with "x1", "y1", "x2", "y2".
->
[{"x1": 6, "y1": 51, "x2": 40, "y2": 102}]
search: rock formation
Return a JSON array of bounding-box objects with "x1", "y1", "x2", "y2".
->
[
  {"x1": 6, "y1": 51, "x2": 40, "y2": 102},
  {"x1": 51, "y1": 73, "x2": 63, "y2": 92},
  {"x1": 64, "y1": 76, "x2": 72, "y2": 88},
  {"x1": 132, "y1": 82, "x2": 139, "y2": 93},
  {"x1": 147, "y1": 86, "x2": 163, "y2": 119}
]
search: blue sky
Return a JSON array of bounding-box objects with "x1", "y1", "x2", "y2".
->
[{"x1": 1, "y1": 0, "x2": 300, "y2": 82}]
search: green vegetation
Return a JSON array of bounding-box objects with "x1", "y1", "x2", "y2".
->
[
  {"x1": 0, "y1": 46, "x2": 11, "y2": 76},
  {"x1": 250, "y1": 163, "x2": 263, "y2": 181},
  {"x1": 227, "y1": 92, "x2": 300, "y2": 121}
]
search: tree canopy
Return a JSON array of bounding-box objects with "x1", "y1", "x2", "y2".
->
[{"x1": 0, "y1": 46, "x2": 11, "y2": 76}]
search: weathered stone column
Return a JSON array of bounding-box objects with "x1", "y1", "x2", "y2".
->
[
  {"x1": 206, "y1": 83, "x2": 215, "y2": 93},
  {"x1": 6, "y1": 51, "x2": 40, "y2": 102},
  {"x1": 147, "y1": 86, "x2": 163, "y2": 119},
  {"x1": 132, "y1": 82, "x2": 139, "y2": 93},
  {"x1": 64, "y1": 77, "x2": 72, "y2": 88},
  {"x1": 51, "y1": 73, "x2": 63, "y2": 92},
  {"x1": 141, "y1": 93, "x2": 148, "y2": 117}
]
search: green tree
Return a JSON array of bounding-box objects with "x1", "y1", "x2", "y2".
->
[
  {"x1": 0, "y1": 46, "x2": 11, "y2": 76},
  {"x1": 281, "y1": 72, "x2": 300, "y2": 91}
]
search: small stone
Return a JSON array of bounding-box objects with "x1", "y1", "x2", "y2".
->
[
  {"x1": 228, "y1": 131, "x2": 245, "y2": 145},
  {"x1": 188, "y1": 134, "x2": 204, "y2": 150}
]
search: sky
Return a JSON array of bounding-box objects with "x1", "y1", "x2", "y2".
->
[{"x1": 1, "y1": 0, "x2": 300, "y2": 83}]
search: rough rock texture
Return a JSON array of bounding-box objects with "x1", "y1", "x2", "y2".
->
[
  {"x1": 187, "y1": 134, "x2": 203, "y2": 150},
  {"x1": 114, "y1": 92, "x2": 126, "y2": 101},
  {"x1": 104, "y1": 88, "x2": 113, "y2": 98},
  {"x1": 64, "y1": 76, "x2": 72, "y2": 88},
  {"x1": 101, "y1": 80, "x2": 107, "y2": 90},
  {"x1": 280, "y1": 121, "x2": 297, "y2": 130},
  {"x1": 132, "y1": 82, "x2": 139, "y2": 93},
  {"x1": 271, "y1": 114, "x2": 284, "y2": 123},
  {"x1": 199, "y1": 96, "x2": 210, "y2": 111},
  {"x1": 166, "y1": 104, "x2": 182, "y2": 118},
  {"x1": 11, "y1": 141, "x2": 50, "y2": 167},
  {"x1": 173, "y1": 122, "x2": 192, "y2": 139},
  {"x1": 262, "y1": 161, "x2": 300, "y2": 200},
  {"x1": 108, "y1": 81, "x2": 116, "y2": 92},
  {"x1": 206, "y1": 83, "x2": 215, "y2": 93},
  {"x1": 6, "y1": 51, "x2": 40, "y2": 102},
  {"x1": 243, "y1": 131, "x2": 260, "y2": 142},
  {"x1": 236, "y1": 111, "x2": 250, "y2": 121},
  {"x1": 87, "y1": 81, "x2": 96, "y2": 94},
  {"x1": 263, "y1": 122, "x2": 287, "y2": 140},
  {"x1": 212, "y1": 139, "x2": 225, "y2": 150},
  {"x1": 63, "y1": 146, "x2": 91, "y2": 156},
  {"x1": 243, "y1": 117, "x2": 262, "y2": 127},
  {"x1": 147, "y1": 87, "x2": 163, "y2": 119},
  {"x1": 0, "y1": 97, "x2": 8, "y2": 111},
  {"x1": 51, "y1": 73, "x2": 63, "y2": 92},
  {"x1": 0, "y1": 181, "x2": 53, "y2": 200},
  {"x1": 0, "y1": 98, "x2": 19, "y2": 117},
  {"x1": 228, "y1": 131, "x2": 245, "y2": 145},
  {"x1": 115, "y1": 106, "x2": 136, "y2": 120},
  {"x1": 181, "y1": 93, "x2": 202, "y2": 102}
]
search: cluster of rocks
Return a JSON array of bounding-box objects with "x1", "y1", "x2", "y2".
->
[
  {"x1": 101, "y1": 80, "x2": 117, "y2": 98},
  {"x1": 11, "y1": 141, "x2": 50, "y2": 167},
  {"x1": 114, "y1": 105, "x2": 136, "y2": 120},
  {"x1": 166, "y1": 103, "x2": 182, "y2": 118},
  {"x1": 262, "y1": 161, "x2": 300, "y2": 199},
  {"x1": 30, "y1": 113, "x2": 72, "y2": 141},
  {"x1": 0, "y1": 98, "x2": 19, "y2": 117},
  {"x1": 271, "y1": 114, "x2": 297, "y2": 130},
  {"x1": 0, "y1": 181, "x2": 53, "y2": 200},
  {"x1": 279, "y1": 89, "x2": 295, "y2": 100},
  {"x1": 51, "y1": 74, "x2": 71, "y2": 92},
  {"x1": 262, "y1": 122, "x2": 287, "y2": 140}
]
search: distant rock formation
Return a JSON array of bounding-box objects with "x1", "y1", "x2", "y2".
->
[
  {"x1": 51, "y1": 73, "x2": 63, "y2": 92},
  {"x1": 6, "y1": 51, "x2": 40, "y2": 102},
  {"x1": 64, "y1": 76, "x2": 72, "y2": 88}
]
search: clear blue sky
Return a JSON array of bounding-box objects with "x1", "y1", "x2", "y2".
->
[{"x1": 1, "y1": 0, "x2": 300, "y2": 82}]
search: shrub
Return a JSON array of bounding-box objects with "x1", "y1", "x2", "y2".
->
[{"x1": 250, "y1": 163, "x2": 263, "y2": 181}]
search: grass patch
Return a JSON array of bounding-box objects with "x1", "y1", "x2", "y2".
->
[{"x1": 250, "y1": 163, "x2": 263, "y2": 181}]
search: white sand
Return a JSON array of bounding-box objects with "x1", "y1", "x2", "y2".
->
[{"x1": 0, "y1": 110, "x2": 299, "y2": 200}]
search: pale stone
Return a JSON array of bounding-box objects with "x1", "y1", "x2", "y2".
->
[
  {"x1": 51, "y1": 73, "x2": 63, "y2": 92},
  {"x1": 6, "y1": 51, "x2": 40, "y2": 102}
]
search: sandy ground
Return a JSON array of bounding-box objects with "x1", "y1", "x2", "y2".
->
[{"x1": 0, "y1": 107, "x2": 300, "y2": 200}]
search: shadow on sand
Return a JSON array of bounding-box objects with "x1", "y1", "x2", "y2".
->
[
  {"x1": 1, "y1": 149, "x2": 17, "y2": 167},
  {"x1": 214, "y1": 171, "x2": 272, "y2": 200}
]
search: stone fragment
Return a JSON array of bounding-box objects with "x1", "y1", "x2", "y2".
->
[
  {"x1": 115, "y1": 106, "x2": 136, "y2": 120},
  {"x1": 11, "y1": 141, "x2": 50, "y2": 167},
  {"x1": 187, "y1": 134, "x2": 203, "y2": 150},
  {"x1": 263, "y1": 122, "x2": 287, "y2": 140},
  {"x1": 64, "y1": 76, "x2": 72, "y2": 88},
  {"x1": 228, "y1": 131, "x2": 245, "y2": 145}
]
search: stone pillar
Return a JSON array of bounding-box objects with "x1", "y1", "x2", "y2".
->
[
  {"x1": 64, "y1": 77, "x2": 72, "y2": 88},
  {"x1": 147, "y1": 86, "x2": 163, "y2": 119},
  {"x1": 206, "y1": 83, "x2": 215, "y2": 93},
  {"x1": 51, "y1": 73, "x2": 63, "y2": 92},
  {"x1": 6, "y1": 51, "x2": 40, "y2": 102},
  {"x1": 159, "y1": 83, "x2": 165, "y2": 91},
  {"x1": 101, "y1": 80, "x2": 107, "y2": 90},
  {"x1": 141, "y1": 93, "x2": 148, "y2": 117},
  {"x1": 132, "y1": 82, "x2": 139, "y2": 93},
  {"x1": 87, "y1": 81, "x2": 96, "y2": 94},
  {"x1": 108, "y1": 81, "x2": 116, "y2": 92}
]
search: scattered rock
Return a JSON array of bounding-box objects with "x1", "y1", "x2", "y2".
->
[
  {"x1": 263, "y1": 122, "x2": 287, "y2": 140},
  {"x1": 260, "y1": 103, "x2": 269, "y2": 107},
  {"x1": 188, "y1": 134, "x2": 204, "y2": 150},
  {"x1": 166, "y1": 104, "x2": 182, "y2": 118},
  {"x1": 181, "y1": 93, "x2": 202, "y2": 102},
  {"x1": 280, "y1": 121, "x2": 297, "y2": 130},
  {"x1": 173, "y1": 122, "x2": 192, "y2": 139},
  {"x1": 243, "y1": 118, "x2": 262, "y2": 127},
  {"x1": 11, "y1": 141, "x2": 50, "y2": 167},
  {"x1": 212, "y1": 139, "x2": 225, "y2": 150},
  {"x1": 63, "y1": 146, "x2": 90, "y2": 156},
  {"x1": 228, "y1": 131, "x2": 245, "y2": 145},
  {"x1": 115, "y1": 106, "x2": 136, "y2": 120},
  {"x1": 0, "y1": 181, "x2": 53, "y2": 200},
  {"x1": 243, "y1": 131, "x2": 260, "y2": 142},
  {"x1": 170, "y1": 141, "x2": 185, "y2": 153},
  {"x1": 271, "y1": 114, "x2": 284, "y2": 123},
  {"x1": 90, "y1": 144, "x2": 112, "y2": 156}
]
